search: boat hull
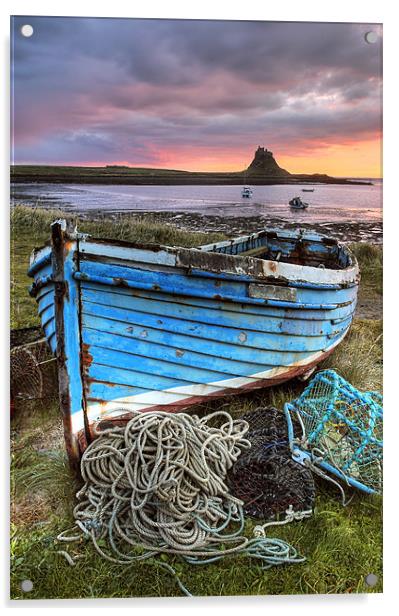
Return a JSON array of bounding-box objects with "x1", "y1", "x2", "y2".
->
[
  {"x1": 84, "y1": 343, "x2": 338, "y2": 437},
  {"x1": 29, "y1": 222, "x2": 359, "y2": 464}
]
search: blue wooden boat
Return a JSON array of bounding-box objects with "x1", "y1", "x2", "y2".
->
[{"x1": 28, "y1": 221, "x2": 359, "y2": 465}]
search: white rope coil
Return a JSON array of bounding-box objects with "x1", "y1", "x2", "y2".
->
[{"x1": 58, "y1": 410, "x2": 305, "y2": 594}]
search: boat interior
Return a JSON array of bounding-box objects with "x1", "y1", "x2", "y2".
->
[{"x1": 201, "y1": 231, "x2": 352, "y2": 270}]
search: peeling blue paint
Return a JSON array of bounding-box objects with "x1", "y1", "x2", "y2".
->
[{"x1": 28, "y1": 224, "x2": 359, "y2": 462}]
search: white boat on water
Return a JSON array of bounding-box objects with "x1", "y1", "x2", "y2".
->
[
  {"x1": 242, "y1": 186, "x2": 253, "y2": 198},
  {"x1": 289, "y1": 196, "x2": 309, "y2": 210}
]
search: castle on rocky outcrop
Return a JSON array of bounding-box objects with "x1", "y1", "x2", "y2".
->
[{"x1": 246, "y1": 146, "x2": 290, "y2": 177}]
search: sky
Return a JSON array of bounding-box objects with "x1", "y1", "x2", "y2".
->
[{"x1": 11, "y1": 17, "x2": 382, "y2": 177}]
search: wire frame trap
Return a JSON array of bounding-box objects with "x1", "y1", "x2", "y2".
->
[
  {"x1": 10, "y1": 325, "x2": 43, "y2": 348},
  {"x1": 10, "y1": 328, "x2": 58, "y2": 405},
  {"x1": 227, "y1": 407, "x2": 315, "y2": 520},
  {"x1": 284, "y1": 370, "x2": 383, "y2": 495}
]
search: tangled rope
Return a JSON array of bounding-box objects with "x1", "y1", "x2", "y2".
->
[{"x1": 58, "y1": 410, "x2": 305, "y2": 595}]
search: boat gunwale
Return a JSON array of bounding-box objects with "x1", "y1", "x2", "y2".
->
[
  {"x1": 28, "y1": 224, "x2": 359, "y2": 288},
  {"x1": 81, "y1": 242, "x2": 359, "y2": 288}
]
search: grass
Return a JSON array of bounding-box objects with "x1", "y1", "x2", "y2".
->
[
  {"x1": 12, "y1": 164, "x2": 193, "y2": 176},
  {"x1": 322, "y1": 319, "x2": 382, "y2": 391},
  {"x1": 10, "y1": 204, "x2": 226, "y2": 246},
  {"x1": 350, "y1": 242, "x2": 383, "y2": 298},
  {"x1": 11, "y1": 164, "x2": 246, "y2": 186},
  {"x1": 9, "y1": 494, "x2": 382, "y2": 598},
  {"x1": 10, "y1": 206, "x2": 383, "y2": 599}
]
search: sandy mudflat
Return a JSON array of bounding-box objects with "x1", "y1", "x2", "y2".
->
[{"x1": 81, "y1": 210, "x2": 382, "y2": 244}]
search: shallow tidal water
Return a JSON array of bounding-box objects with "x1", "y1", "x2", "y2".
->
[{"x1": 11, "y1": 180, "x2": 382, "y2": 223}]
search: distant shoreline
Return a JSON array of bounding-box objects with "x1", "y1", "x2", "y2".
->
[{"x1": 10, "y1": 165, "x2": 373, "y2": 186}]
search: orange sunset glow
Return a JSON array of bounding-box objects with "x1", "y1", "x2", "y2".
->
[
  {"x1": 279, "y1": 139, "x2": 382, "y2": 178},
  {"x1": 12, "y1": 18, "x2": 382, "y2": 178}
]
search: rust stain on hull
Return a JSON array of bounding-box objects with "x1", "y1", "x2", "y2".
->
[{"x1": 81, "y1": 343, "x2": 93, "y2": 368}]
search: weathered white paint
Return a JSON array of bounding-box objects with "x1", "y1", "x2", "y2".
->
[{"x1": 80, "y1": 240, "x2": 177, "y2": 267}]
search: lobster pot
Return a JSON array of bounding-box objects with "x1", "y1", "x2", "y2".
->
[
  {"x1": 228, "y1": 407, "x2": 315, "y2": 519},
  {"x1": 284, "y1": 370, "x2": 383, "y2": 494},
  {"x1": 10, "y1": 328, "x2": 58, "y2": 409}
]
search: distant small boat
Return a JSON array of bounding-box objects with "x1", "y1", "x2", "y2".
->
[
  {"x1": 242, "y1": 186, "x2": 253, "y2": 198},
  {"x1": 289, "y1": 197, "x2": 309, "y2": 210},
  {"x1": 302, "y1": 188, "x2": 314, "y2": 193}
]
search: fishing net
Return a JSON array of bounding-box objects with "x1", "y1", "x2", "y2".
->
[
  {"x1": 10, "y1": 325, "x2": 43, "y2": 348},
  {"x1": 227, "y1": 407, "x2": 315, "y2": 520},
  {"x1": 10, "y1": 331, "x2": 58, "y2": 405},
  {"x1": 284, "y1": 370, "x2": 383, "y2": 495}
]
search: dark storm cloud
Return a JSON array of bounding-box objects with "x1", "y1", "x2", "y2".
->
[{"x1": 11, "y1": 16, "x2": 382, "y2": 166}]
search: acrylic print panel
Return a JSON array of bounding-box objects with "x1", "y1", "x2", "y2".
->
[{"x1": 10, "y1": 16, "x2": 383, "y2": 600}]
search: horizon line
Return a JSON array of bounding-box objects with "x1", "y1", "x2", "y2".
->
[{"x1": 10, "y1": 162, "x2": 382, "y2": 180}]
